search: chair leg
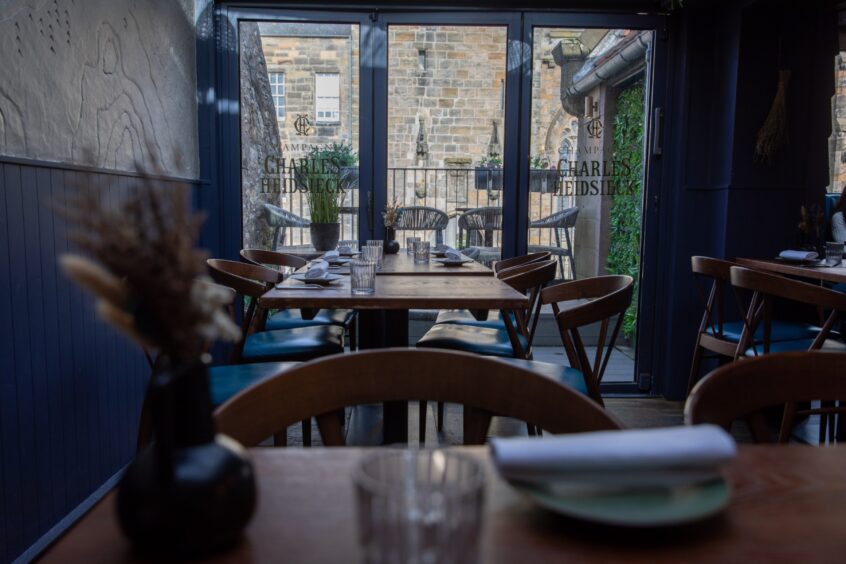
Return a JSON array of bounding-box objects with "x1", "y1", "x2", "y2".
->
[
  {"x1": 687, "y1": 340, "x2": 705, "y2": 395},
  {"x1": 526, "y1": 422, "x2": 536, "y2": 436},
  {"x1": 273, "y1": 431, "x2": 287, "y2": 447},
  {"x1": 302, "y1": 419, "x2": 312, "y2": 447},
  {"x1": 419, "y1": 401, "x2": 428, "y2": 445},
  {"x1": 349, "y1": 318, "x2": 357, "y2": 351},
  {"x1": 437, "y1": 401, "x2": 444, "y2": 431}
]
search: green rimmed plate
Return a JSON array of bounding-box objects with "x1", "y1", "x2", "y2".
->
[{"x1": 512, "y1": 477, "x2": 730, "y2": 527}]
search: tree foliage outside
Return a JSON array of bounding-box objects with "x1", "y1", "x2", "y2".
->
[{"x1": 608, "y1": 80, "x2": 645, "y2": 341}]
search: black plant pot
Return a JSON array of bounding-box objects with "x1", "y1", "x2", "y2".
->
[
  {"x1": 310, "y1": 222, "x2": 340, "y2": 251},
  {"x1": 117, "y1": 361, "x2": 256, "y2": 557},
  {"x1": 474, "y1": 168, "x2": 503, "y2": 191},
  {"x1": 529, "y1": 169, "x2": 561, "y2": 193}
]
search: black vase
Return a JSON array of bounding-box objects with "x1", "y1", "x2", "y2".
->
[
  {"x1": 384, "y1": 228, "x2": 400, "y2": 254},
  {"x1": 117, "y1": 360, "x2": 256, "y2": 557}
]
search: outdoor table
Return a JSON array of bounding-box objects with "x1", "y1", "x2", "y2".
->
[
  {"x1": 261, "y1": 256, "x2": 528, "y2": 443},
  {"x1": 42, "y1": 445, "x2": 846, "y2": 563}
]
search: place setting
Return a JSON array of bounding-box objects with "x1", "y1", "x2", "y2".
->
[
  {"x1": 284, "y1": 259, "x2": 344, "y2": 288},
  {"x1": 432, "y1": 245, "x2": 474, "y2": 266}
]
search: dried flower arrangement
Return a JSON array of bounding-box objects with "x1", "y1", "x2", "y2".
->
[
  {"x1": 382, "y1": 199, "x2": 401, "y2": 229},
  {"x1": 58, "y1": 163, "x2": 240, "y2": 363},
  {"x1": 797, "y1": 203, "x2": 825, "y2": 249}
]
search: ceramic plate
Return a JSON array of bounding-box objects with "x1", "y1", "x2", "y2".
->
[
  {"x1": 511, "y1": 477, "x2": 730, "y2": 528},
  {"x1": 290, "y1": 273, "x2": 344, "y2": 286},
  {"x1": 433, "y1": 257, "x2": 473, "y2": 266},
  {"x1": 339, "y1": 250, "x2": 361, "y2": 257},
  {"x1": 323, "y1": 257, "x2": 352, "y2": 266}
]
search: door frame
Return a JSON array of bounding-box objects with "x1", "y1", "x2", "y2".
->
[{"x1": 212, "y1": 5, "x2": 669, "y2": 394}]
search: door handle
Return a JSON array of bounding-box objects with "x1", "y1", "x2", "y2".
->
[{"x1": 651, "y1": 107, "x2": 663, "y2": 157}]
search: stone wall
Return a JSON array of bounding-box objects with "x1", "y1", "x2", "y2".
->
[{"x1": 0, "y1": 0, "x2": 198, "y2": 178}]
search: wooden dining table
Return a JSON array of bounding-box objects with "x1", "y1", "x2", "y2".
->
[
  {"x1": 41, "y1": 445, "x2": 846, "y2": 563},
  {"x1": 736, "y1": 257, "x2": 846, "y2": 285},
  {"x1": 261, "y1": 252, "x2": 528, "y2": 443}
]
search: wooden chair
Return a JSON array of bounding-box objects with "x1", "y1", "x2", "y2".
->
[
  {"x1": 492, "y1": 251, "x2": 551, "y2": 276},
  {"x1": 214, "y1": 349, "x2": 623, "y2": 447},
  {"x1": 541, "y1": 275, "x2": 634, "y2": 406},
  {"x1": 240, "y1": 249, "x2": 356, "y2": 347},
  {"x1": 686, "y1": 351, "x2": 846, "y2": 444},
  {"x1": 688, "y1": 257, "x2": 820, "y2": 393},
  {"x1": 205, "y1": 259, "x2": 344, "y2": 363},
  {"x1": 729, "y1": 266, "x2": 846, "y2": 358}
]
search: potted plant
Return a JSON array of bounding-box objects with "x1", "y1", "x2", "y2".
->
[
  {"x1": 300, "y1": 144, "x2": 349, "y2": 250},
  {"x1": 529, "y1": 155, "x2": 560, "y2": 194},
  {"x1": 382, "y1": 199, "x2": 401, "y2": 254},
  {"x1": 474, "y1": 155, "x2": 503, "y2": 192}
]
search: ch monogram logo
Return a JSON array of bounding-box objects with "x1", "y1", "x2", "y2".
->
[
  {"x1": 294, "y1": 114, "x2": 312, "y2": 136},
  {"x1": 586, "y1": 117, "x2": 603, "y2": 139}
]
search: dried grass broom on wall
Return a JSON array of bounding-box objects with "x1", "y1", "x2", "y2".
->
[{"x1": 755, "y1": 69, "x2": 791, "y2": 163}]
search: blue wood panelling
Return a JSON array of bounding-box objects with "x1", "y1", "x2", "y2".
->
[{"x1": 0, "y1": 159, "x2": 200, "y2": 563}]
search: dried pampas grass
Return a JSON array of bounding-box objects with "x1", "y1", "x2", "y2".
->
[
  {"x1": 755, "y1": 70, "x2": 791, "y2": 164},
  {"x1": 58, "y1": 158, "x2": 240, "y2": 362}
]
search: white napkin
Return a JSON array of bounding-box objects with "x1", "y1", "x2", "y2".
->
[
  {"x1": 779, "y1": 249, "x2": 818, "y2": 260},
  {"x1": 304, "y1": 260, "x2": 329, "y2": 280},
  {"x1": 322, "y1": 250, "x2": 340, "y2": 261},
  {"x1": 338, "y1": 245, "x2": 353, "y2": 254},
  {"x1": 444, "y1": 247, "x2": 463, "y2": 261},
  {"x1": 490, "y1": 425, "x2": 736, "y2": 488}
]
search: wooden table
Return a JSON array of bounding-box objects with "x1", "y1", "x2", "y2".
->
[
  {"x1": 42, "y1": 445, "x2": 846, "y2": 563},
  {"x1": 263, "y1": 259, "x2": 527, "y2": 443},
  {"x1": 737, "y1": 258, "x2": 846, "y2": 285}
]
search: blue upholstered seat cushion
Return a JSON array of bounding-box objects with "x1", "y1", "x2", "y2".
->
[
  {"x1": 208, "y1": 361, "x2": 298, "y2": 407},
  {"x1": 494, "y1": 358, "x2": 588, "y2": 396},
  {"x1": 266, "y1": 308, "x2": 355, "y2": 331},
  {"x1": 242, "y1": 325, "x2": 345, "y2": 361},
  {"x1": 415, "y1": 323, "x2": 529, "y2": 357},
  {"x1": 706, "y1": 320, "x2": 822, "y2": 343},
  {"x1": 832, "y1": 283, "x2": 846, "y2": 294},
  {"x1": 744, "y1": 337, "x2": 846, "y2": 357},
  {"x1": 435, "y1": 309, "x2": 517, "y2": 330}
]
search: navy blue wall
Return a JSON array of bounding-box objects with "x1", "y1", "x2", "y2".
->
[
  {"x1": 654, "y1": 0, "x2": 838, "y2": 399},
  {"x1": 0, "y1": 157, "x2": 204, "y2": 562}
]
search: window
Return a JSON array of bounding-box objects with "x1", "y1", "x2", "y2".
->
[
  {"x1": 269, "y1": 72, "x2": 286, "y2": 120},
  {"x1": 315, "y1": 72, "x2": 340, "y2": 124},
  {"x1": 418, "y1": 49, "x2": 427, "y2": 71}
]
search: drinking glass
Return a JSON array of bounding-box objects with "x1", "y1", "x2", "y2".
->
[
  {"x1": 363, "y1": 245, "x2": 383, "y2": 270},
  {"x1": 406, "y1": 237, "x2": 421, "y2": 255},
  {"x1": 413, "y1": 241, "x2": 430, "y2": 264},
  {"x1": 354, "y1": 450, "x2": 485, "y2": 564},
  {"x1": 825, "y1": 242, "x2": 844, "y2": 266},
  {"x1": 350, "y1": 259, "x2": 377, "y2": 295}
]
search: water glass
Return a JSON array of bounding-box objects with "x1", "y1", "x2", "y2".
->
[
  {"x1": 413, "y1": 241, "x2": 430, "y2": 264},
  {"x1": 406, "y1": 237, "x2": 421, "y2": 255},
  {"x1": 825, "y1": 242, "x2": 844, "y2": 266},
  {"x1": 351, "y1": 259, "x2": 377, "y2": 295},
  {"x1": 354, "y1": 450, "x2": 485, "y2": 564},
  {"x1": 363, "y1": 244, "x2": 383, "y2": 270}
]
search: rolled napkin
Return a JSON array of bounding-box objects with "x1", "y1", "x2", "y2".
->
[
  {"x1": 490, "y1": 425, "x2": 736, "y2": 488},
  {"x1": 304, "y1": 260, "x2": 329, "y2": 280},
  {"x1": 779, "y1": 249, "x2": 818, "y2": 261},
  {"x1": 322, "y1": 250, "x2": 340, "y2": 261},
  {"x1": 443, "y1": 247, "x2": 463, "y2": 261},
  {"x1": 434, "y1": 243, "x2": 449, "y2": 252}
]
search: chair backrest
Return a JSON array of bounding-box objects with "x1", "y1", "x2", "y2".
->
[
  {"x1": 262, "y1": 203, "x2": 310, "y2": 228},
  {"x1": 496, "y1": 259, "x2": 557, "y2": 356},
  {"x1": 493, "y1": 251, "x2": 551, "y2": 275},
  {"x1": 458, "y1": 206, "x2": 503, "y2": 231},
  {"x1": 215, "y1": 349, "x2": 623, "y2": 446},
  {"x1": 690, "y1": 256, "x2": 740, "y2": 341},
  {"x1": 241, "y1": 248, "x2": 307, "y2": 276},
  {"x1": 729, "y1": 266, "x2": 846, "y2": 355},
  {"x1": 541, "y1": 275, "x2": 634, "y2": 404},
  {"x1": 394, "y1": 206, "x2": 449, "y2": 232},
  {"x1": 686, "y1": 352, "x2": 846, "y2": 443},
  {"x1": 529, "y1": 206, "x2": 579, "y2": 229}
]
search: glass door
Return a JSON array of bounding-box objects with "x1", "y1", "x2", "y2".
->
[
  {"x1": 223, "y1": 8, "x2": 375, "y2": 255},
  {"x1": 521, "y1": 14, "x2": 667, "y2": 392}
]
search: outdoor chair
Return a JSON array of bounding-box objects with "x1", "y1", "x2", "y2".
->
[
  {"x1": 528, "y1": 206, "x2": 579, "y2": 280},
  {"x1": 686, "y1": 351, "x2": 846, "y2": 444},
  {"x1": 214, "y1": 349, "x2": 622, "y2": 447},
  {"x1": 458, "y1": 206, "x2": 503, "y2": 248},
  {"x1": 394, "y1": 206, "x2": 449, "y2": 245},
  {"x1": 262, "y1": 204, "x2": 310, "y2": 250}
]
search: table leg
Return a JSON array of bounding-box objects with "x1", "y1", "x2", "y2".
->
[{"x1": 357, "y1": 309, "x2": 409, "y2": 444}]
